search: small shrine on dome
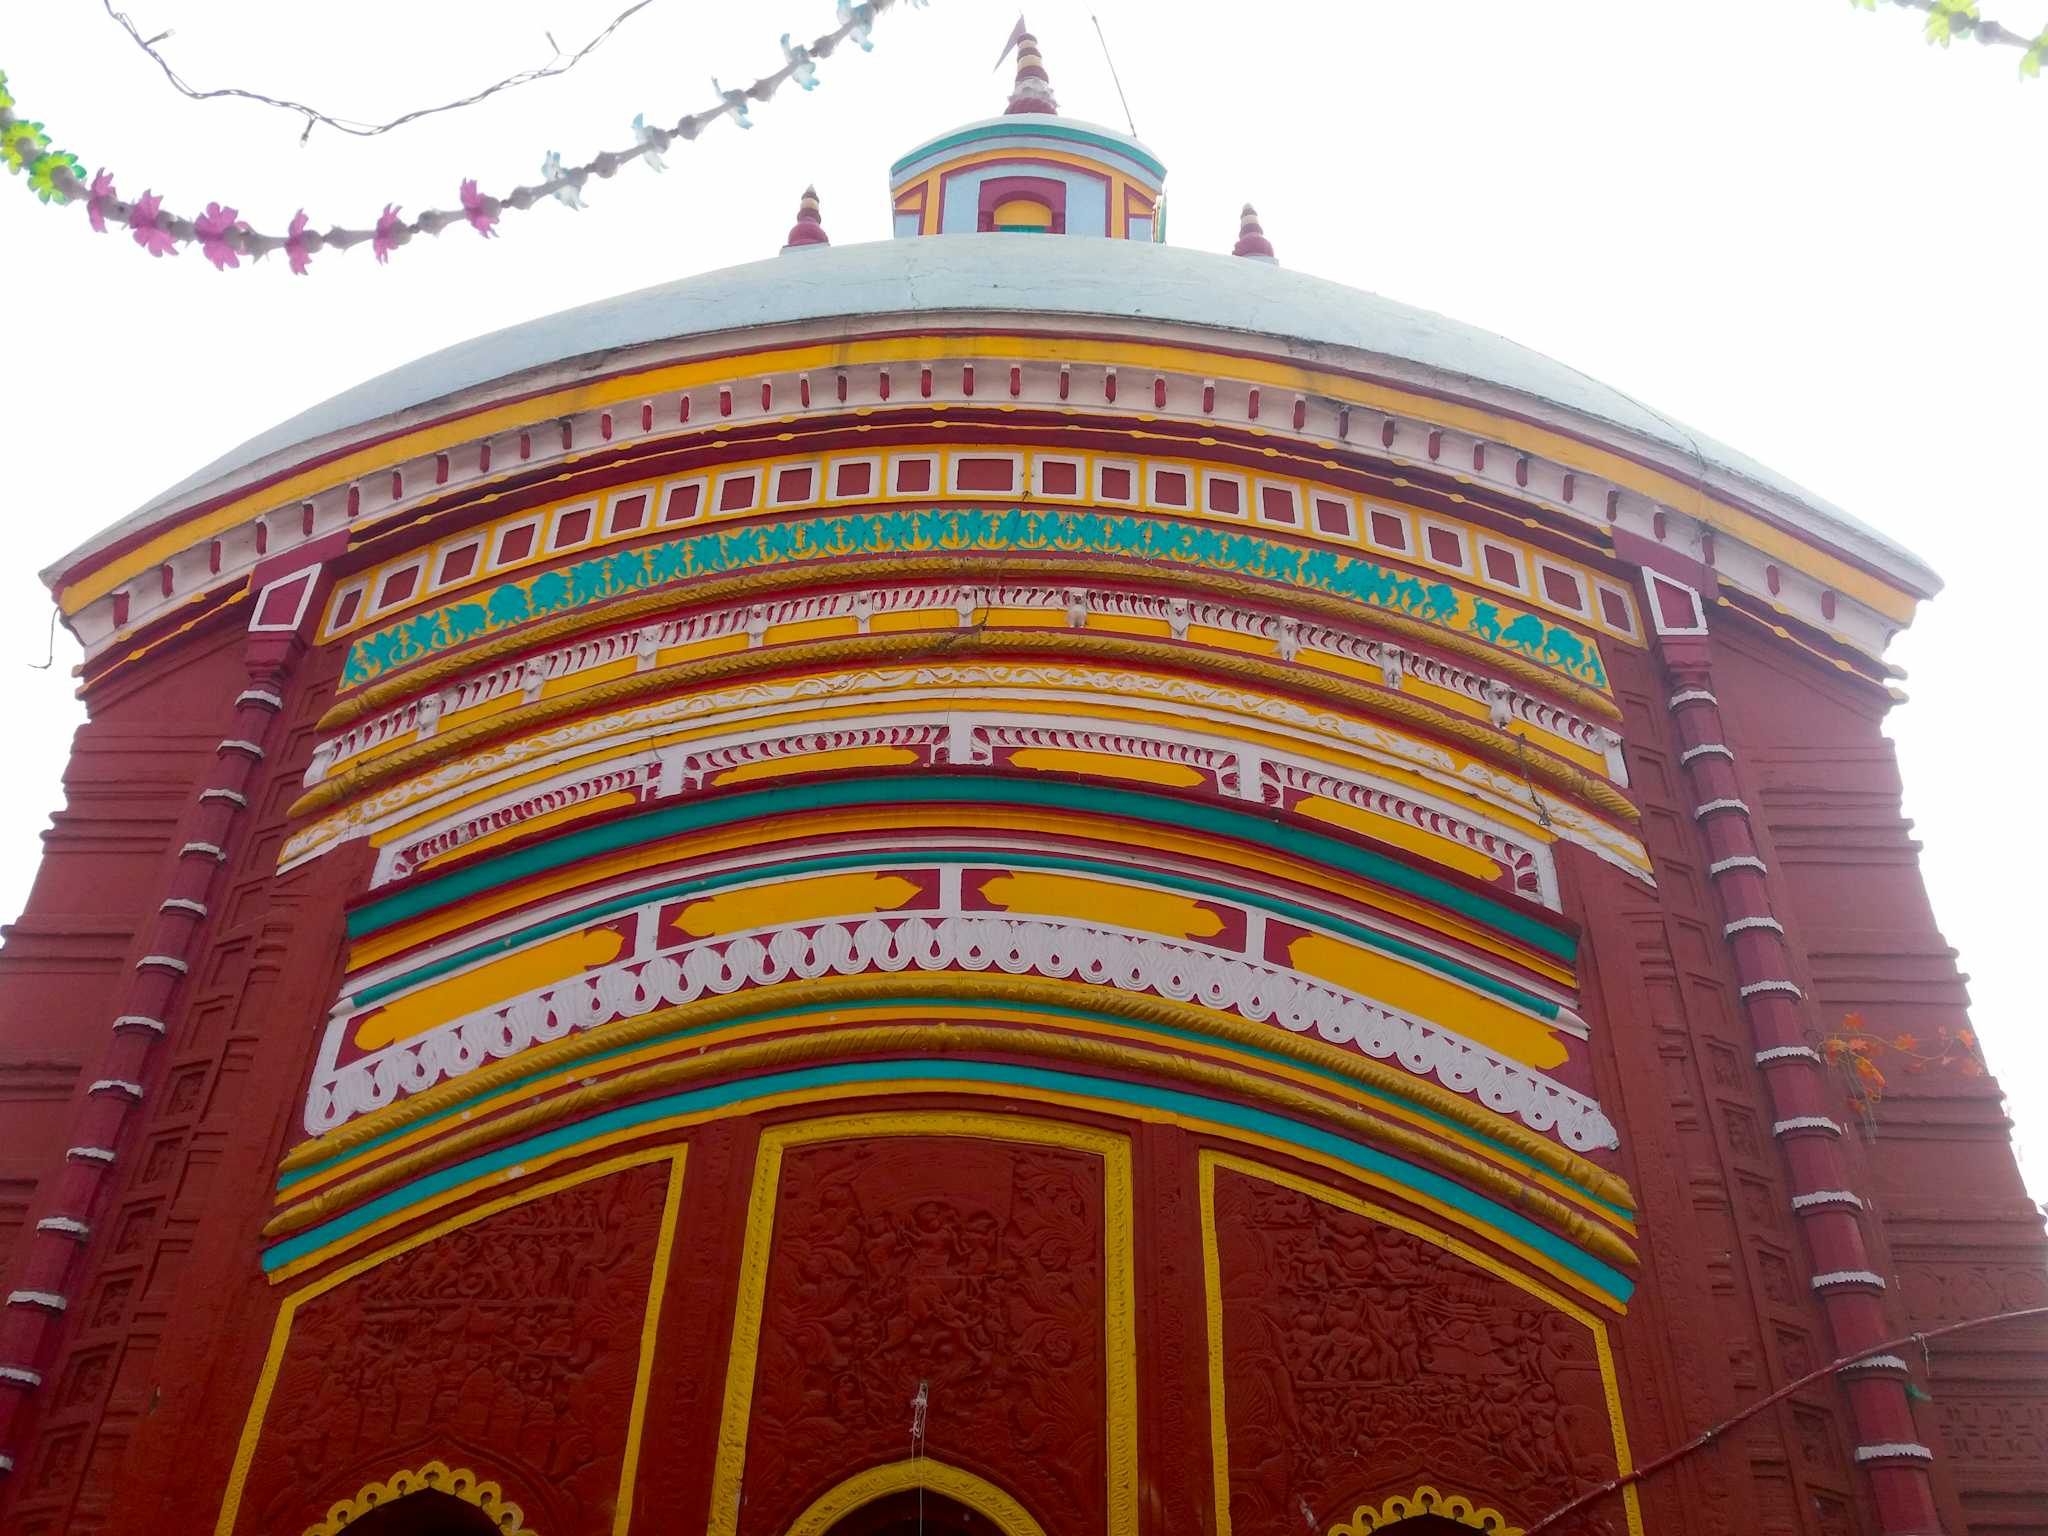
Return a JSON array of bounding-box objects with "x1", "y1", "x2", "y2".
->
[{"x1": 886, "y1": 24, "x2": 1166, "y2": 240}]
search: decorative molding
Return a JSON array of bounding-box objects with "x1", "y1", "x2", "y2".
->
[
  {"x1": 1790, "y1": 1189, "x2": 1865, "y2": 1211},
  {"x1": 1754, "y1": 1045, "x2": 1822, "y2": 1065},
  {"x1": 6, "y1": 1291, "x2": 66, "y2": 1312},
  {"x1": 1853, "y1": 1443, "x2": 1933, "y2": 1463},
  {"x1": 1667, "y1": 688, "x2": 1719, "y2": 708},
  {"x1": 1722, "y1": 915, "x2": 1784, "y2": 937},
  {"x1": 1707, "y1": 854, "x2": 1768, "y2": 876},
  {"x1": 1773, "y1": 1116, "x2": 1844, "y2": 1138},
  {"x1": 307, "y1": 910, "x2": 1616, "y2": 1151},
  {"x1": 1692, "y1": 798, "x2": 1751, "y2": 820},
  {"x1": 1327, "y1": 1485, "x2": 1524, "y2": 1535},
  {"x1": 299, "y1": 1459, "x2": 536, "y2": 1536},
  {"x1": 1738, "y1": 979, "x2": 1804, "y2": 1000},
  {"x1": 1810, "y1": 1270, "x2": 1888, "y2": 1291}
]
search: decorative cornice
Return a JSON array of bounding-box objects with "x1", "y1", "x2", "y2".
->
[{"x1": 300, "y1": 1461, "x2": 535, "y2": 1536}]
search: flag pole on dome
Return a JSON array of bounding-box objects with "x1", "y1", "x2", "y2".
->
[{"x1": 993, "y1": 15, "x2": 1030, "y2": 71}]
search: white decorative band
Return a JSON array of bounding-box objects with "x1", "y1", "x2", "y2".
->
[
  {"x1": 236, "y1": 688, "x2": 285, "y2": 710},
  {"x1": 1739, "y1": 979, "x2": 1803, "y2": 999},
  {"x1": 1845, "y1": 1354, "x2": 1909, "y2": 1373},
  {"x1": 0, "y1": 1366, "x2": 41, "y2": 1387},
  {"x1": 1680, "y1": 743, "x2": 1735, "y2": 764},
  {"x1": 1774, "y1": 1116, "x2": 1844, "y2": 1137},
  {"x1": 136, "y1": 954, "x2": 190, "y2": 975},
  {"x1": 0, "y1": 1452, "x2": 14, "y2": 1473},
  {"x1": 1668, "y1": 689, "x2": 1720, "y2": 709},
  {"x1": 88, "y1": 1079, "x2": 143, "y2": 1101},
  {"x1": 159, "y1": 897, "x2": 208, "y2": 917},
  {"x1": 1708, "y1": 855, "x2": 1768, "y2": 876},
  {"x1": 1790, "y1": 1189, "x2": 1865, "y2": 1211},
  {"x1": 217, "y1": 738, "x2": 265, "y2": 758},
  {"x1": 308, "y1": 912, "x2": 1620, "y2": 1152},
  {"x1": 6, "y1": 1291, "x2": 66, "y2": 1311},
  {"x1": 1723, "y1": 916, "x2": 1784, "y2": 937},
  {"x1": 35, "y1": 1217, "x2": 89, "y2": 1238},
  {"x1": 112, "y1": 1014, "x2": 166, "y2": 1035},
  {"x1": 1854, "y1": 1443, "x2": 1933, "y2": 1464},
  {"x1": 66, "y1": 1146, "x2": 116, "y2": 1164},
  {"x1": 200, "y1": 788, "x2": 248, "y2": 806},
  {"x1": 1755, "y1": 1045, "x2": 1822, "y2": 1065},
  {"x1": 1811, "y1": 1270, "x2": 1887, "y2": 1291},
  {"x1": 179, "y1": 841, "x2": 226, "y2": 860},
  {"x1": 1693, "y1": 798, "x2": 1751, "y2": 819}
]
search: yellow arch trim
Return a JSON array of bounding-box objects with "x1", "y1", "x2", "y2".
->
[
  {"x1": 781, "y1": 1457, "x2": 1049, "y2": 1536},
  {"x1": 62, "y1": 332, "x2": 1917, "y2": 623},
  {"x1": 1328, "y1": 1484, "x2": 1522, "y2": 1534},
  {"x1": 300, "y1": 1460, "x2": 537, "y2": 1536}
]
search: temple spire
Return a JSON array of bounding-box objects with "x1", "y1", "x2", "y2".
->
[
  {"x1": 781, "y1": 185, "x2": 830, "y2": 252},
  {"x1": 1232, "y1": 203, "x2": 1276, "y2": 263},
  {"x1": 1004, "y1": 25, "x2": 1059, "y2": 115}
]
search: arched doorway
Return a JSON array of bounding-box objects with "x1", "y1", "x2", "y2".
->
[
  {"x1": 326, "y1": 1488, "x2": 506, "y2": 1536},
  {"x1": 783, "y1": 1460, "x2": 1046, "y2": 1536},
  {"x1": 817, "y1": 1488, "x2": 990, "y2": 1536}
]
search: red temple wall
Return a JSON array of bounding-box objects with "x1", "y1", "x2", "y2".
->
[{"x1": 0, "y1": 584, "x2": 2041, "y2": 1535}]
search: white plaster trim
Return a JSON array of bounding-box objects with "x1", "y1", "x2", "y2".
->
[
  {"x1": 113, "y1": 1014, "x2": 166, "y2": 1034},
  {"x1": 88, "y1": 1079, "x2": 143, "y2": 1100},
  {"x1": 200, "y1": 787, "x2": 248, "y2": 806},
  {"x1": 1739, "y1": 979, "x2": 1803, "y2": 999},
  {"x1": 159, "y1": 897, "x2": 208, "y2": 917},
  {"x1": 6, "y1": 1291, "x2": 66, "y2": 1311},
  {"x1": 1810, "y1": 1270, "x2": 1886, "y2": 1290},
  {"x1": 1708, "y1": 855, "x2": 1768, "y2": 876},
  {"x1": 236, "y1": 688, "x2": 285, "y2": 709},
  {"x1": 1692, "y1": 798, "x2": 1750, "y2": 819},
  {"x1": 1790, "y1": 1189, "x2": 1865, "y2": 1211},
  {"x1": 0, "y1": 1452, "x2": 14, "y2": 1473},
  {"x1": 1853, "y1": 1443, "x2": 1932, "y2": 1463},
  {"x1": 1773, "y1": 1116, "x2": 1844, "y2": 1137},
  {"x1": 217, "y1": 738, "x2": 266, "y2": 758},
  {"x1": 1845, "y1": 1354, "x2": 1909, "y2": 1373},
  {"x1": 66, "y1": 1146, "x2": 116, "y2": 1164},
  {"x1": 1680, "y1": 743, "x2": 1734, "y2": 764},
  {"x1": 1723, "y1": 915, "x2": 1784, "y2": 937},
  {"x1": 136, "y1": 954, "x2": 190, "y2": 974},
  {"x1": 308, "y1": 907, "x2": 1618, "y2": 1151},
  {"x1": 0, "y1": 1366, "x2": 41, "y2": 1387},
  {"x1": 1755, "y1": 1045, "x2": 1821, "y2": 1065},
  {"x1": 1668, "y1": 688, "x2": 1720, "y2": 709},
  {"x1": 35, "y1": 1217, "x2": 89, "y2": 1238},
  {"x1": 180, "y1": 841, "x2": 226, "y2": 860}
]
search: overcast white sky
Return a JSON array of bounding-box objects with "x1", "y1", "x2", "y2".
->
[{"x1": 4, "y1": 1, "x2": 2043, "y2": 1200}]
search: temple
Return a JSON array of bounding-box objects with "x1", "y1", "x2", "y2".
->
[{"x1": 2, "y1": 27, "x2": 2044, "y2": 1536}]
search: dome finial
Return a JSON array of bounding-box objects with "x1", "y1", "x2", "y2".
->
[
  {"x1": 1232, "y1": 203, "x2": 1276, "y2": 263},
  {"x1": 1001, "y1": 20, "x2": 1058, "y2": 115},
  {"x1": 782, "y1": 184, "x2": 830, "y2": 252}
]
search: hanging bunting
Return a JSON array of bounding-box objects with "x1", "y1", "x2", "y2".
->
[{"x1": 0, "y1": 1, "x2": 915, "y2": 276}]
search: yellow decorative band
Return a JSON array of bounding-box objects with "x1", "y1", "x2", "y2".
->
[{"x1": 300, "y1": 1460, "x2": 535, "y2": 1536}]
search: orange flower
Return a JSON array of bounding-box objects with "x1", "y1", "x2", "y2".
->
[{"x1": 1892, "y1": 1034, "x2": 1920, "y2": 1053}]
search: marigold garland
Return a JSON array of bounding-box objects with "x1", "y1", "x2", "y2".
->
[
  {"x1": 0, "y1": 1, "x2": 914, "y2": 275},
  {"x1": 1821, "y1": 1009, "x2": 1986, "y2": 1106}
]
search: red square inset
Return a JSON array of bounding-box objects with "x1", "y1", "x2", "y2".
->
[
  {"x1": 1206, "y1": 477, "x2": 1242, "y2": 516},
  {"x1": 834, "y1": 462, "x2": 873, "y2": 497},
  {"x1": 608, "y1": 494, "x2": 648, "y2": 533},
  {"x1": 1369, "y1": 510, "x2": 1406, "y2": 549},
  {"x1": 1099, "y1": 466, "x2": 1133, "y2": 501},
  {"x1": 332, "y1": 588, "x2": 363, "y2": 628},
  {"x1": 1426, "y1": 527, "x2": 1464, "y2": 566},
  {"x1": 662, "y1": 485, "x2": 701, "y2": 524},
  {"x1": 1040, "y1": 460, "x2": 1078, "y2": 496},
  {"x1": 1153, "y1": 470, "x2": 1189, "y2": 507},
  {"x1": 895, "y1": 459, "x2": 934, "y2": 494},
  {"x1": 1599, "y1": 587, "x2": 1632, "y2": 631},
  {"x1": 377, "y1": 566, "x2": 419, "y2": 607},
  {"x1": 1483, "y1": 545, "x2": 1522, "y2": 586},
  {"x1": 497, "y1": 524, "x2": 536, "y2": 563},
  {"x1": 1542, "y1": 567, "x2": 1584, "y2": 610},
  {"x1": 774, "y1": 467, "x2": 814, "y2": 504},
  {"x1": 1314, "y1": 498, "x2": 1352, "y2": 537},
  {"x1": 552, "y1": 507, "x2": 592, "y2": 548},
  {"x1": 717, "y1": 475, "x2": 758, "y2": 512},
  {"x1": 1259, "y1": 486, "x2": 1298, "y2": 524},
  {"x1": 436, "y1": 544, "x2": 478, "y2": 584},
  {"x1": 955, "y1": 457, "x2": 1016, "y2": 493}
]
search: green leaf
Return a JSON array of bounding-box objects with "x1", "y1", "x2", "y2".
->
[{"x1": 2025, "y1": 46, "x2": 2044, "y2": 79}]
